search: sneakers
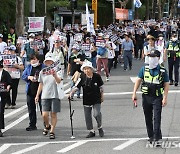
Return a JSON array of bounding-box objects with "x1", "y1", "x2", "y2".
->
[
  {"x1": 5, "y1": 104, "x2": 10, "y2": 109},
  {"x1": 106, "y1": 77, "x2": 109, "y2": 82},
  {"x1": 98, "y1": 128, "x2": 104, "y2": 137},
  {"x1": 26, "y1": 126, "x2": 37, "y2": 131},
  {"x1": 86, "y1": 131, "x2": 95, "y2": 138},
  {"x1": 174, "y1": 82, "x2": 178, "y2": 86},
  {"x1": 170, "y1": 81, "x2": 174, "y2": 85}
]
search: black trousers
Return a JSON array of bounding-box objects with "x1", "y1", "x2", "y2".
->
[
  {"x1": 135, "y1": 44, "x2": 143, "y2": 59},
  {"x1": 0, "y1": 98, "x2": 6, "y2": 129},
  {"x1": 27, "y1": 95, "x2": 37, "y2": 127},
  {"x1": 5, "y1": 78, "x2": 20, "y2": 106},
  {"x1": 142, "y1": 94, "x2": 162, "y2": 140},
  {"x1": 168, "y1": 57, "x2": 179, "y2": 83},
  {"x1": 113, "y1": 51, "x2": 120, "y2": 68},
  {"x1": 108, "y1": 59, "x2": 114, "y2": 73}
]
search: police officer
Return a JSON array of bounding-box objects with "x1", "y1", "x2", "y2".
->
[
  {"x1": 132, "y1": 50, "x2": 169, "y2": 143},
  {"x1": 165, "y1": 33, "x2": 180, "y2": 86},
  {"x1": 7, "y1": 27, "x2": 17, "y2": 46}
]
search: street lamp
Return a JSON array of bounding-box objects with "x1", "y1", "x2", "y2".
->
[{"x1": 106, "y1": 0, "x2": 115, "y2": 23}]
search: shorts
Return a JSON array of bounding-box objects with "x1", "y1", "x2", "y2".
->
[{"x1": 41, "y1": 98, "x2": 61, "y2": 113}]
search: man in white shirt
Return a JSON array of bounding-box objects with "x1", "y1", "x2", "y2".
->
[{"x1": 0, "y1": 34, "x2": 7, "y2": 54}]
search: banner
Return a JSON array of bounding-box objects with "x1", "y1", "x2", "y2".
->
[
  {"x1": 134, "y1": 0, "x2": 142, "y2": 8},
  {"x1": 28, "y1": 17, "x2": 44, "y2": 32},
  {"x1": 95, "y1": 39, "x2": 105, "y2": 48},
  {"x1": 86, "y1": 3, "x2": 95, "y2": 35},
  {"x1": 42, "y1": 60, "x2": 62, "y2": 75},
  {"x1": 115, "y1": 9, "x2": 128, "y2": 21}
]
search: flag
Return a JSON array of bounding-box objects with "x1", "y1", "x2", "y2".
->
[
  {"x1": 134, "y1": 0, "x2": 142, "y2": 8},
  {"x1": 86, "y1": 3, "x2": 95, "y2": 35},
  {"x1": 178, "y1": 0, "x2": 180, "y2": 8}
]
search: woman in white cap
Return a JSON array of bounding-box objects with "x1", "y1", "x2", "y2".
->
[
  {"x1": 35, "y1": 52, "x2": 63, "y2": 139},
  {"x1": 69, "y1": 60, "x2": 104, "y2": 138}
]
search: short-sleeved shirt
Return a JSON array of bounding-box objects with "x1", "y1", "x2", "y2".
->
[
  {"x1": 138, "y1": 65, "x2": 169, "y2": 82},
  {"x1": 76, "y1": 72, "x2": 103, "y2": 105},
  {"x1": 38, "y1": 70, "x2": 63, "y2": 99}
]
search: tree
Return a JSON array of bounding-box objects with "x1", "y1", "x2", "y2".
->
[{"x1": 16, "y1": 0, "x2": 24, "y2": 36}]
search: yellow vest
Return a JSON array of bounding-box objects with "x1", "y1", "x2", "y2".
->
[
  {"x1": 141, "y1": 66, "x2": 164, "y2": 96},
  {"x1": 167, "y1": 41, "x2": 180, "y2": 58},
  {"x1": 8, "y1": 33, "x2": 16, "y2": 45}
]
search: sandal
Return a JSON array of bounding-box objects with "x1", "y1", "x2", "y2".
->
[
  {"x1": 49, "y1": 132, "x2": 55, "y2": 139},
  {"x1": 42, "y1": 125, "x2": 51, "y2": 136}
]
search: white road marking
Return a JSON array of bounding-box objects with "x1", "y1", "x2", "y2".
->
[
  {"x1": 57, "y1": 141, "x2": 87, "y2": 153},
  {"x1": 63, "y1": 82, "x2": 70, "y2": 88},
  {"x1": 130, "y1": 77, "x2": 138, "y2": 83},
  {"x1": 5, "y1": 105, "x2": 27, "y2": 118},
  {"x1": 2, "y1": 113, "x2": 28, "y2": 133},
  {"x1": 11, "y1": 143, "x2": 48, "y2": 154},
  {"x1": 0, "y1": 144, "x2": 11, "y2": 154},
  {"x1": 113, "y1": 139, "x2": 140, "y2": 151}
]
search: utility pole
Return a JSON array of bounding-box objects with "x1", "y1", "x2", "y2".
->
[
  {"x1": 92, "y1": 0, "x2": 97, "y2": 28},
  {"x1": 112, "y1": 0, "x2": 115, "y2": 23},
  {"x1": 30, "y1": 0, "x2": 35, "y2": 17},
  {"x1": 44, "y1": 0, "x2": 47, "y2": 33},
  {"x1": 71, "y1": 0, "x2": 76, "y2": 25}
]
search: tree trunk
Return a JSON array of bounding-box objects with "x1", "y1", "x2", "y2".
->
[
  {"x1": 16, "y1": 0, "x2": 24, "y2": 36},
  {"x1": 145, "y1": 0, "x2": 150, "y2": 20},
  {"x1": 170, "y1": 0, "x2": 177, "y2": 18}
]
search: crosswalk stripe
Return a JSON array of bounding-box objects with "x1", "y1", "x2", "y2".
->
[
  {"x1": 0, "y1": 144, "x2": 11, "y2": 154},
  {"x1": 113, "y1": 139, "x2": 140, "y2": 151},
  {"x1": 11, "y1": 143, "x2": 48, "y2": 154},
  {"x1": 57, "y1": 141, "x2": 88, "y2": 153}
]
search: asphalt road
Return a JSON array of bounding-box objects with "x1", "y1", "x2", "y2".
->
[{"x1": 1, "y1": 59, "x2": 180, "y2": 154}]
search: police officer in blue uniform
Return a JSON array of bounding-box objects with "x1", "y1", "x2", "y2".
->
[
  {"x1": 165, "y1": 33, "x2": 180, "y2": 86},
  {"x1": 132, "y1": 50, "x2": 169, "y2": 143}
]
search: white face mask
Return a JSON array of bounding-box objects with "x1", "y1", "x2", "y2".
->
[
  {"x1": 31, "y1": 61, "x2": 39, "y2": 67},
  {"x1": 149, "y1": 57, "x2": 159, "y2": 69},
  {"x1": 172, "y1": 37, "x2": 177, "y2": 42},
  {"x1": 159, "y1": 37, "x2": 163, "y2": 40}
]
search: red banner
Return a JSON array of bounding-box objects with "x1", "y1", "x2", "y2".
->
[{"x1": 115, "y1": 8, "x2": 128, "y2": 20}]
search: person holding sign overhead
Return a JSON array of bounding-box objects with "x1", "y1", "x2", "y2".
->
[{"x1": 0, "y1": 56, "x2": 12, "y2": 137}]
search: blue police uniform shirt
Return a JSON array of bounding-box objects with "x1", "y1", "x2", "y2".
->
[{"x1": 138, "y1": 65, "x2": 169, "y2": 82}]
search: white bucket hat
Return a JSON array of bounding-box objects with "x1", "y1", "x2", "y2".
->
[
  {"x1": 81, "y1": 60, "x2": 93, "y2": 71},
  {"x1": 43, "y1": 52, "x2": 55, "y2": 64}
]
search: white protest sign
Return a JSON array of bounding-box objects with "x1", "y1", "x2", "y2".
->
[{"x1": 28, "y1": 17, "x2": 44, "y2": 32}]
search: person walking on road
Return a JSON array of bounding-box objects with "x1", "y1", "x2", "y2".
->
[
  {"x1": 35, "y1": 52, "x2": 63, "y2": 139},
  {"x1": 164, "y1": 33, "x2": 180, "y2": 86},
  {"x1": 22, "y1": 53, "x2": 45, "y2": 131},
  {"x1": 132, "y1": 50, "x2": 169, "y2": 143},
  {"x1": 69, "y1": 60, "x2": 104, "y2": 138},
  {"x1": 0, "y1": 57, "x2": 12, "y2": 137},
  {"x1": 121, "y1": 33, "x2": 134, "y2": 71}
]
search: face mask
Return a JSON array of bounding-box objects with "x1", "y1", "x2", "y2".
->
[
  {"x1": 159, "y1": 37, "x2": 163, "y2": 40},
  {"x1": 149, "y1": 57, "x2": 159, "y2": 69},
  {"x1": 172, "y1": 37, "x2": 178, "y2": 42},
  {"x1": 31, "y1": 61, "x2": 39, "y2": 67},
  {"x1": 29, "y1": 38, "x2": 34, "y2": 42}
]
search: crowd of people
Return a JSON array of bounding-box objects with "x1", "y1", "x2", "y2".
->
[{"x1": 0, "y1": 18, "x2": 179, "y2": 140}]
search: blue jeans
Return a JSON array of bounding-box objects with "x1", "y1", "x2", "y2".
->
[
  {"x1": 91, "y1": 57, "x2": 97, "y2": 68},
  {"x1": 123, "y1": 51, "x2": 132, "y2": 70},
  {"x1": 70, "y1": 79, "x2": 80, "y2": 98}
]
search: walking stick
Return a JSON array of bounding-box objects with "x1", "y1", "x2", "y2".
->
[{"x1": 68, "y1": 97, "x2": 75, "y2": 139}]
